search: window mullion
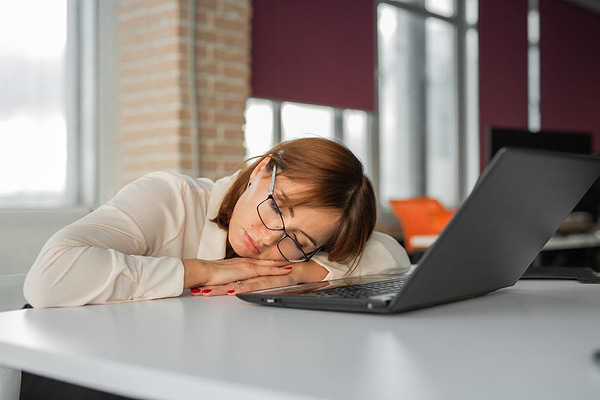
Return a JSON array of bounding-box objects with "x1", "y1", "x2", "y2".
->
[
  {"x1": 333, "y1": 108, "x2": 344, "y2": 142},
  {"x1": 413, "y1": 14, "x2": 427, "y2": 196},
  {"x1": 273, "y1": 100, "x2": 282, "y2": 144},
  {"x1": 456, "y1": 0, "x2": 467, "y2": 203},
  {"x1": 65, "y1": 0, "x2": 81, "y2": 207},
  {"x1": 79, "y1": 0, "x2": 99, "y2": 207}
]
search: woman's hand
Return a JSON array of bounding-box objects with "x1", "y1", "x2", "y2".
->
[
  {"x1": 191, "y1": 260, "x2": 329, "y2": 296},
  {"x1": 182, "y1": 258, "x2": 292, "y2": 289}
]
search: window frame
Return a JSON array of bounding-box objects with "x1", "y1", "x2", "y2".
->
[{"x1": 246, "y1": 98, "x2": 377, "y2": 177}]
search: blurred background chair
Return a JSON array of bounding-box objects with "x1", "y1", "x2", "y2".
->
[{"x1": 389, "y1": 197, "x2": 455, "y2": 262}]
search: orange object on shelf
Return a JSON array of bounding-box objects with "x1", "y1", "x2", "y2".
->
[{"x1": 389, "y1": 197, "x2": 455, "y2": 253}]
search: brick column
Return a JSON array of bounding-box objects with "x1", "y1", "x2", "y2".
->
[
  {"x1": 196, "y1": 0, "x2": 250, "y2": 181},
  {"x1": 118, "y1": 0, "x2": 250, "y2": 186}
]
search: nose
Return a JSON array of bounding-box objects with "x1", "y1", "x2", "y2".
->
[{"x1": 260, "y1": 226, "x2": 284, "y2": 246}]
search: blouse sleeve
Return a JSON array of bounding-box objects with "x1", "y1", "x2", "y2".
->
[
  {"x1": 311, "y1": 232, "x2": 411, "y2": 281},
  {"x1": 23, "y1": 171, "x2": 199, "y2": 308}
]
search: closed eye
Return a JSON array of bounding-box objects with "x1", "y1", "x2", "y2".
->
[
  {"x1": 269, "y1": 198, "x2": 281, "y2": 215},
  {"x1": 292, "y1": 233, "x2": 313, "y2": 251}
]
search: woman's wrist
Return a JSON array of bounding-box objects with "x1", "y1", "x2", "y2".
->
[{"x1": 182, "y1": 259, "x2": 211, "y2": 289}]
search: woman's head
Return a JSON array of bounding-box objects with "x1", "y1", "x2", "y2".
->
[{"x1": 212, "y1": 137, "x2": 376, "y2": 273}]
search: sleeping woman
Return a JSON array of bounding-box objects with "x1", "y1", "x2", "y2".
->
[{"x1": 23, "y1": 137, "x2": 410, "y2": 307}]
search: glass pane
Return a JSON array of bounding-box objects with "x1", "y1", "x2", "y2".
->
[
  {"x1": 244, "y1": 98, "x2": 274, "y2": 158},
  {"x1": 465, "y1": 0, "x2": 478, "y2": 25},
  {"x1": 378, "y1": 4, "x2": 417, "y2": 205},
  {"x1": 343, "y1": 109, "x2": 369, "y2": 175},
  {"x1": 281, "y1": 102, "x2": 334, "y2": 141},
  {"x1": 528, "y1": 45, "x2": 541, "y2": 132},
  {"x1": 0, "y1": 0, "x2": 67, "y2": 207},
  {"x1": 425, "y1": 0, "x2": 454, "y2": 17},
  {"x1": 465, "y1": 28, "x2": 479, "y2": 196},
  {"x1": 528, "y1": 9, "x2": 540, "y2": 44},
  {"x1": 425, "y1": 17, "x2": 457, "y2": 207}
]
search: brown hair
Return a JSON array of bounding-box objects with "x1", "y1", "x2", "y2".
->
[{"x1": 211, "y1": 137, "x2": 376, "y2": 275}]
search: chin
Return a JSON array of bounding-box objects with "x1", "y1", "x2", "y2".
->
[{"x1": 230, "y1": 239, "x2": 246, "y2": 257}]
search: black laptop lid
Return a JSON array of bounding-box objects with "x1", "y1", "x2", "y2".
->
[{"x1": 392, "y1": 148, "x2": 600, "y2": 312}]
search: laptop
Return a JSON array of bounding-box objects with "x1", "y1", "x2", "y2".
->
[{"x1": 237, "y1": 148, "x2": 600, "y2": 314}]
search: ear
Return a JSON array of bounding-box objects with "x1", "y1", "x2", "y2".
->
[{"x1": 249, "y1": 156, "x2": 271, "y2": 182}]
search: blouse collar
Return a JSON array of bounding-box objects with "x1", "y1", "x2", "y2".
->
[{"x1": 196, "y1": 172, "x2": 238, "y2": 260}]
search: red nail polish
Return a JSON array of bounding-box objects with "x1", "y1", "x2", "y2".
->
[
  {"x1": 202, "y1": 289, "x2": 212, "y2": 294},
  {"x1": 190, "y1": 287, "x2": 200, "y2": 294},
  {"x1": 284, "y1": 266, "x2": 292, "y2": 270},
  {"x1": 227, "y1": 290, "x2": 235, "y2": 294}
]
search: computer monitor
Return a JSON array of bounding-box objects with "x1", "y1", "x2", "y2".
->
[
  {"x1": 488, "y1": 127, "x2": 598, "y2": 219},
  {"x1": 488, "y1": 128, "x2": 592, "y2": 159}
]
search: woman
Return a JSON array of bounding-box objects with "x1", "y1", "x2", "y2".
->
[{"x1": 23, "y1": 137, "x2": 410, "y2": 307}]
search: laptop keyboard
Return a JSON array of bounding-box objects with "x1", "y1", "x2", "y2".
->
[{"x1": 309, "y1": 277, "x2": 407, "y2": 298}]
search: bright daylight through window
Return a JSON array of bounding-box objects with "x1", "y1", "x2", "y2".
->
[
  {"x1": 0, "y1": 1, "x2": 68, "y2": 207},
  {"x1": 244, "y1": 99, "x2": 371, "y2": 175}
]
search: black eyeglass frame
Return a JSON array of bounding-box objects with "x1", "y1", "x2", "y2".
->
[{"x1": 256, "y1": 165, "x2": 322, "y2": 263}]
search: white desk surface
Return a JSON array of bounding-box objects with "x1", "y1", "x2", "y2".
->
[{"x1": 1, "y1": 280, "x2": 600, "y2": 400}]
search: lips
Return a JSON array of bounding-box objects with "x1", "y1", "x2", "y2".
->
[{"x1": 243, "y1": 231, "x2": 261, "y2": 255}]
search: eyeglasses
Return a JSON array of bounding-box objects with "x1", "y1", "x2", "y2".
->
[{"x1": 256, "y1": 165, "x2": 322, "y2": 262}]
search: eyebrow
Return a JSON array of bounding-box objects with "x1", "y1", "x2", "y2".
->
[{"x1": 276, "y1": 189, "x2": 318, "y2": 248}]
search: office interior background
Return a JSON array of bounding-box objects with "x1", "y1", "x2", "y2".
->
[{"x1": 0, "y1": 0, "x2": 599, "y2": 311}]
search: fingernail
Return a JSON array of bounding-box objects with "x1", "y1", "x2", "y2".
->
[
  {"x1": 284, "y1": 266, "x2": 292, "y2": 270},
  {"x1": 190, "y1": 287, "x2": 200, "y2": 294},
  {"x1": 227, "y1": 290, "x2": 235, "y2": 294},
  {"x1": 202, "y1": 289, "x2": 212, "y2": 294}
]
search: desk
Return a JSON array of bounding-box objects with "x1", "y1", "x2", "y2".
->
[
  {"x1": 1, "y1": 281, "x2": 600, "y2": 400},
  {"x1": 411, "y1": 231, "x2": 600, "y2": 252}
]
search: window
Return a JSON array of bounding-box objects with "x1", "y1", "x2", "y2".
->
[
  {"x1": 244, "y1": 99, "x2": 373, "y2": 174},
  {"x1": 281, "y1": 102, "x2": 334, "y2": 141},
  {"x1": 0, "y1": 0, "x2": 98, "y2": 208},
  {"x1": 377, "y1": 0, "x2": 479, "y2": 208},
  {"x1": 244, "y1": 98, "x2": 274, "y2": 159}
]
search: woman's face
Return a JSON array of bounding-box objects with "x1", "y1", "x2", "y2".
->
[{"x1": 228, "y1": 159, "x2": 341, "y2": 261}]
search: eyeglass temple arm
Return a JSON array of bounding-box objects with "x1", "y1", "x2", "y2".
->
[{"x1": 269, "y1": 165, "x2": 277, "y2": 193}]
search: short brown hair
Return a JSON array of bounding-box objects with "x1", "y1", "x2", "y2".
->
[{"x1": 212, "y1": 137, "x2": 376, "y2": 275}]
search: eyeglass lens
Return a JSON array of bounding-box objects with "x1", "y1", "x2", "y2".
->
[{"x1": 258, "y1": 198, "x2": 306, "y2": 262}]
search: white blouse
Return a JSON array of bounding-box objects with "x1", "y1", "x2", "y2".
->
[{"x1": 23, "y1": 171, "x2": 410, "y2": 308}]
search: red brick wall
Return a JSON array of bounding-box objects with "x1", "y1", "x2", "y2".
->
[
  {"x1": 196, "y1": 0, "x2": 250, "y2": 180},
  {"x1": 118, "y1": 0, "x2": 250, "y2": 185}
]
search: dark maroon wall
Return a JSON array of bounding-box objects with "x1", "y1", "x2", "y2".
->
[
  {"x1": 251, "y1": 0, "x2": 375, "y2": 111},
  {"x1": 478, "y1": 0, "x2": 529, "y2": 170},
  {"x1": 540, "y1": 0, "x2": 600, "y2": 152}
]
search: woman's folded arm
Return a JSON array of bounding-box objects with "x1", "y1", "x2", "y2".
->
[
  {"x1": 23, "y1": 204, "x2": 185, "y2": 308},
  {"x1": 23, "y1": 172, "x2": 194, "y2": 308}
]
